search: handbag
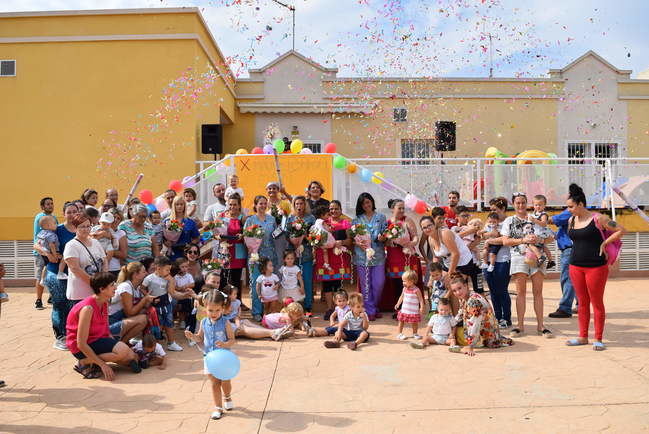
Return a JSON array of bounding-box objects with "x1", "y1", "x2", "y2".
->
[
  {"x1": 593, "y1": 213, "x2": 622, "y2": 265},
  {"x1": 76, "y1": 239, "x2": 103, "y2": 276}
]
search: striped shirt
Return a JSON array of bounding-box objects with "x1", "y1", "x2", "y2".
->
[
  {"x1": 342, "y1": 310, "x2": 367, "y2": 331},
  {"x1": 118, "y1": 220, "x2": 155, "y2": 263},
  {"x1": 400, "y1": 287, "x2": 421, "y2": 315}
]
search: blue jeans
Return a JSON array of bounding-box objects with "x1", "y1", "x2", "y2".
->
[
  {"x1": 483, "y1": 261, "x2": 511, "y2": 323},
  {"x1": 248, "y1": 261, "x2": 263, "y2": 317},
  {"x1": 300, "y1": 260, "x2": 314, "y2": 311},
  {"x1": 558, "y1": 247, "x2": 576, "y2": 313}
]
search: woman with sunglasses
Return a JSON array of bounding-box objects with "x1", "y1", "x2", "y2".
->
[{"x1": 501, "y1": 192, "x2": 553, "y2": 338}]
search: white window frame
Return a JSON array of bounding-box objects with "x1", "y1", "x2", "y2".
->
[
  {"x1": 400, "y1": 139, "x2": 434, "y2": 165},
  {"x1": 0, "y1": 59, "x2": 16, "y2": 77},
  {"x1": 565, "y1": 140, "x2": 622, "y2": 163},
  {"x1": 303, "y1": 141, "x2": 322, "y2": 153},
  {"x1": 393, "y1": 108, "x2": 407, "y2": 123}
]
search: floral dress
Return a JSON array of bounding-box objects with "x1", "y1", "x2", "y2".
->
[{"x1": 458, "y1": 291, "x2": 513, "y2": 348}]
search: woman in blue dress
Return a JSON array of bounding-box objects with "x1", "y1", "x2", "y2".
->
[{"x1": 162, "y1": 196, "x2": 200, "y2": 261}]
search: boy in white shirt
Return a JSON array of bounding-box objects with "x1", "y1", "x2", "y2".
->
[
  {"x1": 91, "y1": 212, "x2": 117, "y2": 265},
  {"x1": 411, "y1": 298, "x2": 458, "y2": 349}
]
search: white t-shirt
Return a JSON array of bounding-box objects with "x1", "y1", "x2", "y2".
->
[
  {"x1": 109, "y1": 280, "x2": 142, "y2": 316},
  {"x1": 256, "y1": 274, "x2": 280, "y2": 300},
  {"x1": 279, "y1": 265, "x2": 303, "y2": 302},
  {"x1": 142, "y1": 273, "x2": 169, "y2": 297},
  {"x1": 64, "y1": 238, "x2": 107, "y2": 301},
  {"x1": 427, "y1": 313, "x2": 458, "y2": 336},
  {"x1": 108, "y1": 229, "x2": 126, "y2": 272},
  {"x1": 174, "y1": 273, "x2": 195, "y2": 289},
  {"x1": 225, "y1": 187, "x2": 244, "y2": 200},
  {"x1": 203, "y1": 201, "x2": 227, "y2": 222},
  {"x1": 133, "y1": 341, "x2": 166, "y2": 358}
]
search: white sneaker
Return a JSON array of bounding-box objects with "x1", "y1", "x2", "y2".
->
[
  {"x1": 224, "y1": 398, "x2": 234, "y2": 411},
  {"x1": 412, "y1": 334, "x2": 422, "y2": 340},
  {"x1": 211, "y1": 407, "x2": 223, "y2": 420},
  {"x1": 53, "y1": 337, "x2": 68, "y2": 351},
  {"x1": 498, "y1": 319, "x2": 509, "y2": 329},
  {"x1": 397, "y1": 333, "x2": 408, "y2": 341},
  {"x1": 128, "y1": 337, "x2": 141, "y2": 346},
  {"x1": 272, "y1": 325, "x2": 293, "y2": 341},
  {"x1": 188, "y1": 340, "x2": 196, "y2": 347},
  {"x1": 179, "y1": 321, "x2": 186, "y2": 330},
  {"x1": 487, "y1": 264, "x2": 495, "y2": 272},
  {"x1": 167, "y1": 341, "x2": 183, "y2": 351},
  {"x1": 56, "y1": 272, "x2": 68, "y2": 280},
  {"x1": 480, "y1": 262, "x2": 489, "y2": 270}
]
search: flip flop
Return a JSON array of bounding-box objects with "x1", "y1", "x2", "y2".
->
[
  {"x1": 448, "y1": 345, "x2": 462, "y2": 353},
  {"x1": 592, "y1": 342, "x2": 606, "y2": 351},
  {"x1": 538, "y1": 328, "x2": 554, "y2": 339},
  {"x1": 565, "y1": 338, "x2": 588, "y2": 346},
  {"x1": 510, "y1": 328, "x2": 523, "y2": 338}
]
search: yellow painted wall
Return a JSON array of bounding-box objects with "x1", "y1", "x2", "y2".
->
[
  {"x1": 223, "y1": 111, "x2": 256, "y2": 154},
  {"x1": 627, "y1": 100, "x2": 649, "y2": 156}
]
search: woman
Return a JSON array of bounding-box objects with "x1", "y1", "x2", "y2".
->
[
  {"x1": 565, "y1": 184, "x2": 624, "y2": 351},
  {"x1": 266, "y1": 181, "x2": 292, "y2": 261},
  {"x1": 184, "y1": 243, "x2": 204, "y2": 291},
  {"x1": 448, "y1": 273, "x2": 513, "y2": 356},
  {"x1": 107, "y1": 208, "x2": 127, "y2": 277},
  {"x1": 287, "y1": 196, "x2": 316, "y2": 313},
  {"x1": 352, "y1": 193, "x2": 387, "y2": 321},
  {"x1": 501, "y1": 193, "x2": 552, "y2": 338},
  {"x1": 385, "y1": 199, "x2": 422, "y2": 313},
  {"x1": 218, "y1": 194, "x2": 247, "y2": 294},
  {"x1": 306, "y1": 180, "x2": 329, "y2": 211},
  {"x1": 314, "y1": 200, "x2": 352, "y2": 319},
  {"x1": 119, "y1": 204, "x2": 159, "y2": 263},
  {"x1": 108, "y1": 262, "x2": 151, "y2": 344},
  {"x1": 64, "y1": 214, "x2": 108, "y2": 302},
  {"x1": 100, "y1": 198, "x2": 117, "y2": 214},
  {"x1": 39, "y1": 202, "x2": 79, "y2": 351},
  {"x1": 66, "y1": 272, "x2": 139, "y2": 380},
  {"x1": 81, "y1": 188, "x2": 99, "y2": 210},
  {"x1": 244, "y1": 195, "x2": 279, "y2": 322},
  {"x1": 482, "y1": 197, "x2": 512, "y2": 328},
  {"x1": 163, "y1": 196, "x2": 200, "y2": 260}
]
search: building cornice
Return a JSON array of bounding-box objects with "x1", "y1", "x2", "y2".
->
[
  {"x1": 325, "y1": 93, "x2": 561, "y2": 100},
  {"x1": 324, "y1": 77, "x2": 563, "y2": 83},
  {"x1": 238, "y1": 102, "x2": 373, "y2": 114}
]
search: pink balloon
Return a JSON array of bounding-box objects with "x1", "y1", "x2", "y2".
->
[
  {"x1": 154, "y1": 196, "x2": 169, "y2": 212},
  {"x1": 404, "y1": 193, "x2": 418, "y2": 209},
  {"x1": 300, "y1": 148, "x2": 313, "y2": 154}
]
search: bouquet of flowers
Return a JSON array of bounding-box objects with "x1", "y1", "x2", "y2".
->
[
  {"x1": 288, "y1": 217, "x2": 309, "y2": 256},
  {"x1": 203, "y1": 219, "x2": 226, "y2": 236},
  {"x1": 270, "y1": 204, "x2": 284, "y2": 225},
  {"x1": 306, "y1": 229, "x2": 328, "y2": 249},
  {"x1": 243, "y1": 224, "x2": 264, "y2": 263},
  {"x1": 349, "y1": 223, "x2": 374, "y2": 261},
  {"x1": 202, "y1": 257, "x2": 225, "y2": 274},
  {"x1": 163, "y1": 219, "x2": 184, "y2": 243},
  {"x1": 384, "y1": 221, "x2": 412, "y2": 254}
]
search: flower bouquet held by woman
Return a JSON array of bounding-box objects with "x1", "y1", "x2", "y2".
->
[
  {"x1": 243, "y1": 224, "x2": 264, "y2": 263},
  {"x1": 288, "y1": 217, "x2": 309, "y2": 257},
  {"x1": 202, "y1": 257, "x2": 226, "y2": 275},
  {"x1": 350, "y1": 223, "x2": 374, "y2": 260},
  {"x1": 163, "y1": 219, "x2": 184, "y2": 243}
]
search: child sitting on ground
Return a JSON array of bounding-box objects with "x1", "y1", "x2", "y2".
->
[
  {"x1": 225, "y1": 174, "x2": 244, "y2": 201},
  {"x1": 426, "y1": 262, "x2": 446, "y2": 316},
  {"x1": 480, "y1": 212, "x2": 503, "y2": 272},
  {"x1": 279, "y1": 250, "x2": 304, "y2": 304},
  {"x1": 184, "y1": 290, "x2": 235, "y2": 420},
  {"x1": 133, "y1": 333, "x2": 167, "y2": 369},
  {"x1": 261, "y1": 302, "x2": 314, "y2": 340},
  {"x1": 36, "y1": 215, "x2": 67, "y2": 279},
  {"x1": 394, "y1": 270, "x2": 425, "y2": 340},
  {"x1": 411, "y1": 297, "x2": 458, "y2": 349},
  {"x1": 314, "y1": 290, "x2": 351, "y2": 337},
  {"x1": 222, "y1": 285, "x2": 241, "y2": 334},
  {"x1": 324, "y1": 293, "x2": 370, "y2": 351},
  {"x1": 255, "y1": 257, "x2": 280, "y2": 314},
  {"x1": 91, "y1": 212, "x2": 118, "y2": 270},
  {"x1": 528, "y1": 194, "x2": 555, "y2": 268}
]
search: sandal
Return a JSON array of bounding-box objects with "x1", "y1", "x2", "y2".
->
[
  {"x1": 73, "y1": 363, "x2": 100, "y2": 379},
  {"x1": 448, "y1": 345, "x2": 462, "y2": 353},
  {"x1": 510, "y1": 328, "x2": 523, "y2": 338},
  {"x1": 347, "y1": 342, "x2": 357, "y2": 351},
  {"x1": 324, "y1": 341, "x2": 340, "y2": 349},
  {"x1": 538, "y1": 328, "x2": 554, "y2": 339},
  {"x1": 593, "y1": 342, "x2": 606, "y2": 351},
  {"x1": 211, "y1": 406, "x2": 224, "y2": 420},
  {"x1": 566, "y1": 338, "x2": 588, "y2": 346}
]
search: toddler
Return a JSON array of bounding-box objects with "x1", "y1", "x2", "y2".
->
[
  {"x1": 480, "y1": 212, "x2": 503, "y2": 272},
  {"x1": 36, "y1": 215, "x2": 67, "y2": 279},
  {"x1": 149, "y1": 210, "x2": 163, "y2": 246},
  {"x1": 255, "y1": 257, "x2": 280, "y2": 314},
  {"x1": 527, "y1": 194, "x2": 555, "y2": 268},
  {"x1": 225, "y1": 175, "x2": 244, "y2": 201},
  {"x1": 394, "y1": 270, "x2": 425, "y2": 340},
  {"x1": 319, "y1": 290, "x2": 351, "y2": 337},
  {"x1": 174, "y1": 257, "x2": 196, "y2": 329},
  {"x1": 426, "y1": 262, "x2": 447, "y2": 315},
  {"x1": 185, "y1": 290, "x2": 235, "y2": 420},
  {"x1": 141, "y1": 256, "x2": 183, "y2": 352},
  {"x1": 133, "y1": 333, "x2": 167, "y2": 369},
  {"x1": 183, "y1": 188, "x2": 200, "y2": 225},
  {"x1": 222, "y1": 285, "x2": 241, "y2": 334},
  {"x1": 279, "y1": 250, "x2": 304, "y2": 303},
  {"x1": 411, "y1": 297, "x2": 458, "y2": 349},
  {"x1": 262, "y1": 302, "x2": 312, "y2": 340},
  {"x1": 91, "y1": 212, "x2": 117, "y2": 265},
  {"x1": 324, "y1": 293, "x2": 369, "y2": 350}
]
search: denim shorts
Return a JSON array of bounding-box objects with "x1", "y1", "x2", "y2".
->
[
  {"x1": 108, "y1": 310, "x2": 125, "y2": 338},
  {"x1": 325, "y1": 325, "x2": 338, "y2": 335},
  {"x1": 432, "y1": 333, "x2": 449, "y2": 344},
  {"x1": 510, "y1": 251, "x2": 547, "y2": 276},
  {"x1": 341, "y1": 329, "x2": 369, "y2": 341},
  {"x1": 155, "y1": 304, "x2": 174, "y2": 328},
  {"x1": 73, "y1": 337, "x2": 118, "y2": 360}
]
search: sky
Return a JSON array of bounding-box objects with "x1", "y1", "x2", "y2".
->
[{"x1": 3, "y1": 0, "x2": 649, "y2": 79}]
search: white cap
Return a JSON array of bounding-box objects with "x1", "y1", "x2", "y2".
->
[{"x1": 99, "y1": 212, "x2": 115, "y2": 224}]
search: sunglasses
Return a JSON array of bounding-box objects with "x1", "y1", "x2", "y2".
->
[
  {"x1": 512, "y1": 192, "x2": 526, "y2": 198},
  {"x1": 421, "y1": 224, "x2": 434, "y2": 230},
  {"x1": 187, "y1": 250, "x2": 199, "y2": 255}
]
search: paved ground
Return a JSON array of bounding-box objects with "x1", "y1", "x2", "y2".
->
[{"x1": 0, "y1": 278, "x2": 648, "y2": 433}]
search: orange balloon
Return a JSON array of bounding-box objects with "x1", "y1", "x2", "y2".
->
[{"x1": 347, "y1": 163, "x2": 358, "y2": 174}]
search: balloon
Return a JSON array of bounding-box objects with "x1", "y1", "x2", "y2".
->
[
  {"x1": 200, "y1": 231, "x2": 213, "y2": 243},
  {"x1": 182, "y1": 175, "x2": 196, "y2": 188},
  {"x1": 235, "y1": 148, "x2": 248, "y2": 155},
  {"x1": 333, "y1": 155, "x2": 347, "y2": 169},
  {"x1": 324, "y1": 142, "x2": 337, "y2": 153},
  {"x1": 205, "y1": 349, "x2": 240, "y2": 380},
  {"x1": 263, "y1": 144, "x2": 275, "y2": 154},
  {"x1": 273, "y1": 139, "x2": 285, "y2": 153},
  {"x1": 154, "y1": 196, "x2": 168, "y2": 212},
  {"x1": 484, "y1": 146, "x2": 499, "y2": 159},
  {"x1": 204, "y1": 167, "x2": 217, "y2": 180},
  {"x1": 414, "y1": 200, "x2": 427, "y2": 214},
  {"x1": 547, "y1": 152, "x2": 558, "y2": 165},
  {"x1": 290, "y1": 139, "x2": 303, "y2": 154},
  {"x1": 300, "y1": 148, "x2": 312, "y2": 154},
  {"x1": 372, "y1": 171, "x2": 384, "y2": 185},
  {"x1": 347, "y1": 163, "x2": 357, "y2": 173},
  {"x1": 404, "y1": 193, "x2": 417, "y2": 209},
  {"x1": 360, "y1": 168, "x2": 372, "y2": 183},
  {"x1": 146, "y1": 204, "x2": 157, "y2": 215},
  {"x1": 251, "y1": 147, "x2": 263, "y2": 154},
  {"x1": 168, "y1": 180, "x2": 183, "y2": 193},
  {"x1": 138, "y1": 189, "x2": 153, "y2": 204}
]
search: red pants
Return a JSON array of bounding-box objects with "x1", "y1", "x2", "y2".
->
[{"x1": 569, "y1": 264, "x2": 609, "y2": 341}]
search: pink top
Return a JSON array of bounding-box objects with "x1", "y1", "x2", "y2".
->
[
  {"x1": 262, "y1": 312, "x2": 289, "y2": 329},
  {"x1": 400, "y1": 287, "x2": 421, "y2": 315},
  {"x1": 66, "y1": 296, "x2": 111, "y2": 354}
]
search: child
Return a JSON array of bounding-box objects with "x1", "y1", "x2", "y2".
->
[
  {"x1": 192, "y1": 271, "x2": 222, "y2": 334},
  {"x1": 394, "y1": 270, "x2": 425, "y2": 340},
  {"x1": 149, "y1": 210, "x2": 163, "y2": 246},
  {"x1": 410, "y1": 297, "x2": 458, "y2": 349},
  {"x1": 426, "y1": 262, "x2": 446, "y2": 316},
  {"x1": 222, "y1": 285, "x2": 241, "y2": 334},
  {"x1": 184, "y1": 290, "x2": 235, "y2": 420},
  {"x1": 174, "y1": 257, "x2": 196, "y2": 329},
  {"x1": 261, "y1": 302, "x2": 312, "y2": 340},
  {"x1": 85, "y1": 206, "x2": 100, "y2": 226},
  {"x1": 255, "y1": 257, "x2": 280, "y2": 314},
  {"x1": 324, "y1": 293, "x2": 369, "y2": 350},
  {"x1": 183, "y1": 188, "x2": 200, "y2": 225},
  {"x1": 320, "y1": 290, "x2": 350, "y2": 337},
  {"x1": 91, "y1": 212, "x2": 117, "y2": 267},
  {"x1": 133, "y1": 333, "x2": 167, "y2": 369},
  {"x1": 141, "y1": 256, "x2": 183, "y2": 352},
  {"x1": 528, "y1": 194, "x2": 555, "y2": 268},
  {"x1": 480, "y1": 212, "x2": 503, "y2": 272},
  {"x1": 36, "y1": 215, "x2": 67, "y2": 279},
  {"x1": 279, "y1": 250, "x2": 304, "y2": 304},
  {"x1": 225, "y1": 174, "x2": 244, "y2": 201},
  {"x1": 465, "y1": 218, "x2": 484, "y2": 264}
]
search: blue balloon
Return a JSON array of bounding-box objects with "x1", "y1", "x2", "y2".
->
[
  {"x1": 146, "y1": 204, "x2": 157, "y2": 215},
  {"x1": 205, "y1": 349, "x2": 240, "y2": 380},
  {"x1": 360, "y1": 168, "x2": 372, "y2": 183},
  {"x1": 200, "y1": 231, "x2": 213, "y2": 242}
]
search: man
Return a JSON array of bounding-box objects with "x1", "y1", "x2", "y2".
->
[
  {"x1": 160, "y1": 189, "x2": 177, "y2": 219},
  {"x1": 33, "y1": 197, "x2": 57, "y2": 310},
  {"x1": 105, "y1": 188, "x2": 119, "y2": 204},
  {"x1": 441, "y1": 190, "x2": 460, "y2": 229},
  {"x1": 548, "y1": 208, "x2": 576, "y2": 318},
  {"x1": 203, "y1": 183, "x2": 227, "y2": 223}
]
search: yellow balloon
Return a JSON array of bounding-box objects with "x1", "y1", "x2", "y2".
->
[
  {"x1": 290, "y1": 139, "x2": 303, "y2": 154},
  {"x1": 372, "y1": 171, "x2": 384, "y2": 185},
  {"x1": 235, "y1": 148, "x2": 248, "y2": 155}
]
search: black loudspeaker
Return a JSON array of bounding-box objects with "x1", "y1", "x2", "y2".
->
[
  {"x1": 201, "y1": 124, "x2": 222, "y2": 154},
  {"x1": 435, "y1": 121, "x2": 456, "y2": 151}
]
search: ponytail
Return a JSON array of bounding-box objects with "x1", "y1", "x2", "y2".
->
[{"x1": 117, "y1": 261, "x2": 144, "y2": 284}]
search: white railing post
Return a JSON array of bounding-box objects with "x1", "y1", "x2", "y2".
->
[
  {"x1": 476, "y1": 159, "x2": 482, "y2": 211},
  {"x1": 606, "y1": 159, "x2": 616, "y2": 221}
]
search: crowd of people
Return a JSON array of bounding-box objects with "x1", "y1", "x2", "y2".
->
[{"x1": 26, "y1": 177, "x2": 624, "y2": 419}]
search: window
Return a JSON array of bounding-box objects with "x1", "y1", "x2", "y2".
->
[
  {"x1": 393, "y1": 108, "x2": 407, "y2": 122},
  {"x1": 303, "y1": 142, "x2": 321, "y2": 153},
  {"x1": 0, "y1": 60, "x2": 16, "y2": 76},
  {"x1": 568, "y1": 142, "x2": 619, "y2": 164},
  {"x1": 401, "y1": 139, "x2": 433, "y2": 165}
]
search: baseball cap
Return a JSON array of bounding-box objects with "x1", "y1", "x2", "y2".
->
[{"x1": 99, "y1": 212, "x2": 115, "y2": 224}]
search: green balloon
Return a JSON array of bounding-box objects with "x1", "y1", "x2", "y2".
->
[
  {"x1": 333, "y1": 155, "x2": 347, "y2": 169},
  {"x1": 273, "y1": 139, "x2": 285, "y2": 153}
]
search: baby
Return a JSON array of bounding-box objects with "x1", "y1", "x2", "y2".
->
[
  {"x1": 411, "y1": 298, "x2": 458, "y2": 349},
  {"x1": 91, "y1": 212, "x2": 117, "y2": 264},
  {"x1": 426, "y1": 262, "x2": 446, "y2": 315},
  {"x1": 36, "y1": 215, "x2": 66, "y2": 279},
  {"x1": 225, "y1": 174, "x2": 244, "y2": 201},
  {"x1": 527, "y1": 194, "x2": 555, "y2": 268},
  {"x1": 480, "y1": 212, "x2": 502, "y2": 272},
  {"x1": 149, "y1": 210, "x2": 163, "y2": 246},
  {"x1": 133, "y1": 333, "x2": 167, "y2": 369}
]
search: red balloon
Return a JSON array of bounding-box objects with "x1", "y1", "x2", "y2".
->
[
  {"x1": 139, "y1": 189, "x2": 154, "y2": 205},
  {"x1": 414, "y1": 200, "x2": 428, "y2": 214},
  {"x1": 324, "y1": 142, "x2": 337, "y2": 153},
  {"x1": 251, "y1": 147, "x2": 263, "y2": 154},
  {"x1": 168, "y1": 179, "x2": 183, "y2": 193}
]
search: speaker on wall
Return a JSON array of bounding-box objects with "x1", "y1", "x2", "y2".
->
[
  {"x1": 435, "y1": 121, "x2": 456, "y2": 152},
  {"x1": 201, "y1": 124, "x2": 222, "y2": 154}
]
